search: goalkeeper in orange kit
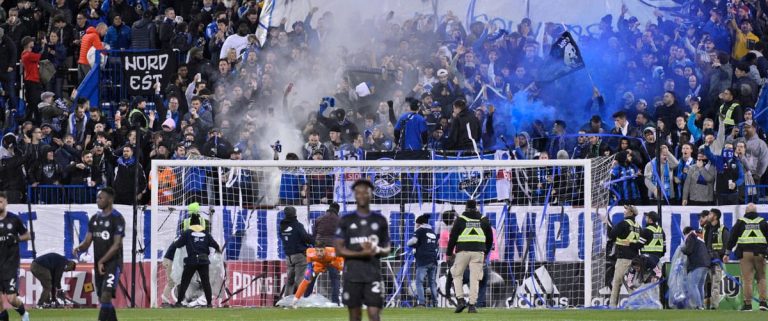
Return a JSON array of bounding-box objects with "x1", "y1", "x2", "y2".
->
[{"x1": 292, "y1": 247, "x2": 344, "y2": 306}]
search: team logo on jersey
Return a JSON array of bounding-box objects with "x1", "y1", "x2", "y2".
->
[
  {"x1": 6, "y1": 223, "x2": 12, "y2": 230},
  {"x1": 105, "y1": 221, "x2": 110, "y2": 227},
  {"x1": 458, "y1": 167, "x2": 488, "y2": 197},
  {"x1": 370, "y1": 222, "x2": 379, "y2": 231},
  {"x1": 371, "y1": 159, "x2": 402, "y2": 199},
  {"x1": 100, "y1": 231, "x2": 111, "y2": 240}
]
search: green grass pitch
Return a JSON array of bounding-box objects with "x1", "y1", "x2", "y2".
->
[{"x1": 17, "y1": 308, "x2": 759, "y2": 321}]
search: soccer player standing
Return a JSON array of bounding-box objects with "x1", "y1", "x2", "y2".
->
[
  {"x1": 335, "y1": 180, "x2": 390, "y2": 321},
  {"x1": 0, "y1": 191, "x2": 31, "y2": 321},
  {"x1": 73, "y1": 188, "x2": 125, "y2": 321}
]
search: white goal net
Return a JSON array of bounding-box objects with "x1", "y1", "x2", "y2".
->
[{"x1": 149, "y1": 157, "x2": 614, "y2": 308}]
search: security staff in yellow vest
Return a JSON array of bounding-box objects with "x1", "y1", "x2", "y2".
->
[
  {"x1": 718, "y1": 88, "x2": 743, "y2": 133},
  {"x1": 639, "y1": 211, "x2": 665, "y2": 261},
  {"x1": 703, "y1": 208, "x2": 730, "y2": 310},
  {"x1": 446, "y1": 200, "x2": 493, "y2": 314},
  {"x1": 180, "y1": 202, "x2": 210, "y2": 233},
  {"x1": 607, "y1": 205, "x2": 641, "y2": 307},
  {"x1": 724, "y1": 203, "x2": 768, "y2": 311}
]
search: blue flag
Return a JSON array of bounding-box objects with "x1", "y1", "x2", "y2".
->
[
  {"x1": 755, "y1": 85, "x2": 768, "y2": 129},
  {"x1": 74, "y1": 65, "x2": 99, "y2": 110}
]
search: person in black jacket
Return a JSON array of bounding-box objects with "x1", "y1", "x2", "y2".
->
[
  {"x1": 65, "y1": 150, "x2": 94, "y2": 186},
  {"x1": 30, "y1": 145, "x2": 62, "y2": 186},
  {"x1": 682, "y1": 226, "x2": 711, "y2": 310},
  {"x1": 639, "y1": 211, "x2": 665, "y2": 261},
  {"x1": 317, "y1": 98, "x2": 359, "y2": 144},
  {"x1": 30, "y1": 253, "x2": 76, "y2": 307},
  {"x1": 113, "y1": 145, "x2": 146, "y2": 205},
  {"x1": 408, "y1": 214, "x2": 439, "y2": 307},
  {"x1": 173, "y1": 224, "x2": 221, "y2": 308},
  {"x1": 724, "y1": 203, "x2": 768, "y2": 311},
  {"x1": 606, "y1": 205, "x2": 641, "y2": 307},
  {"x1": 130, "y1": 10, "x2": 157, "y2": 49},
  {"x1": 280, "y1": 206, "x2": 313, "y2": 296},
  {"x1": 445, "y1": 100, "x2": 481, "y2": 152},
  {"x1": 0, "y1": 28, "x2": 18, "y2": 115},
  {"x1": 446, "y1": 199, "x2": 493, "y2": 313},
  {"x1": 431, "y1": 69, "x2": 463, "y2": 116},
  {"x1": 0, "y1": 133, "x2": 29, "y2": 203},
  {"x1": 158, "y1": 8, "x2": 177, "y2": 51},
  {"x1": 703, "y1": 208, "x2": 730, "y2": 309}
]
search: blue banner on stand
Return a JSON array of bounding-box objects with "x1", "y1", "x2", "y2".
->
[{"x1": 432, "y1": 152, "x2": 499, "y2": 202}]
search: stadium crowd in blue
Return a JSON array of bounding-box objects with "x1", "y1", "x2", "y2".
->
[{"x1": 0, "y1": 0, "x2": 766, "y2": 207}]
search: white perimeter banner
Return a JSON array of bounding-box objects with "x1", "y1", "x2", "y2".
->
[{"x1": 8, "y1": 204, "x2": 768, "y2": 264}]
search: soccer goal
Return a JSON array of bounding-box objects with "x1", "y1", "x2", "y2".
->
[{"x1": 149, "y1": 156, "x2": 614, "y2": 308}]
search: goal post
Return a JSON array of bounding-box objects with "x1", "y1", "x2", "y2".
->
[{"x1": 149, "y1": 157, "x2": 613, "y2": 308}]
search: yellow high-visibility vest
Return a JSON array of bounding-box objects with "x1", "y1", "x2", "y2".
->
[
  {"x1": 616, "y1": 219, "x2": 640, "y2": 247},
  {"x1": 737, "y1": 217, "x2": 767, "y2": 245},
  {"x1": 457, "y1": 215, "x2": 486, "y2": 244},
  {"x1": 642, "y1": 225, "x2": 664, "y2": 253}
]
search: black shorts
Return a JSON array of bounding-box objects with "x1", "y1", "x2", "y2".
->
[
  {"x1": 94, "y1": 262, "x2": 121, "y2": 299},
  {"x1": 0, "y1": 275, "x2": 18, "y2": 294},
  {"x1": 342, "y1": 279, "x2": 384, "y2": 308}
]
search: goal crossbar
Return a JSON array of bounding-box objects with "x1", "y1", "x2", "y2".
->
[{"x1": 149, "y1": 158, "x2": 596, "y2": 308}]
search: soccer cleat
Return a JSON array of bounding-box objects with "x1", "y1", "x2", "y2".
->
[
  {"x1": 741, "y1": 304, "x2": 753, "y2": 311},
  {"x1": 21, "y1": 312, "x2": 29, "y2": 321},
  {"x1": 467, "y1": 305, "x2": 477, "y2": 313},
  {"x1": 454, "y1": 299, "x2": 467, "y2": 313},
  {"x1": 760, "y1": 301, "x2": 768, "y2": 311}
]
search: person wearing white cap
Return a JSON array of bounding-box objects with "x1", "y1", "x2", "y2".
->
[{"x1": 430, "y1": 69, "x2": 463, "y2": 116}]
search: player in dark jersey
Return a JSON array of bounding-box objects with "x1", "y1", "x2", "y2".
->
[
  {"x1": 73, "y1": 188, "x2": 125, "y2": 321},
  {"x1": 334, "y1": 179, "x2": 390, "y2": 321},
  {"x1": 0, "y1": 191, "x2": 32, "y2": 321}
]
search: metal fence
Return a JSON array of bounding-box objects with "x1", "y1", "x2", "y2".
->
[
  {"x1": 27, "y1": 184, "x2": 98, "y2": 204},
  {"x1": 745, "y1": 184, "x2": 768, "y2": 203}
]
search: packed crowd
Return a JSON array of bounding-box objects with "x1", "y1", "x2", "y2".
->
[{"x1": 0, "y1": 0, "x2": 767, "y2": 206}]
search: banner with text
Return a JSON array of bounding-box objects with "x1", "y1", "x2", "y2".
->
[
  {"x1": 9, "y1": 204, "x2": 768, "y2": 265},
  {"x1": 121, "y1": 50, "x2": 177, "y2": 97}
]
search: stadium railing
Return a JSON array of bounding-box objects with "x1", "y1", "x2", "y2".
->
[
  {"x1": 745, "y1": 184, "x2": 768, "y2": 203},
  {"x1": 27, "y1": 184, "x2": 98, "y2": 204}
]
